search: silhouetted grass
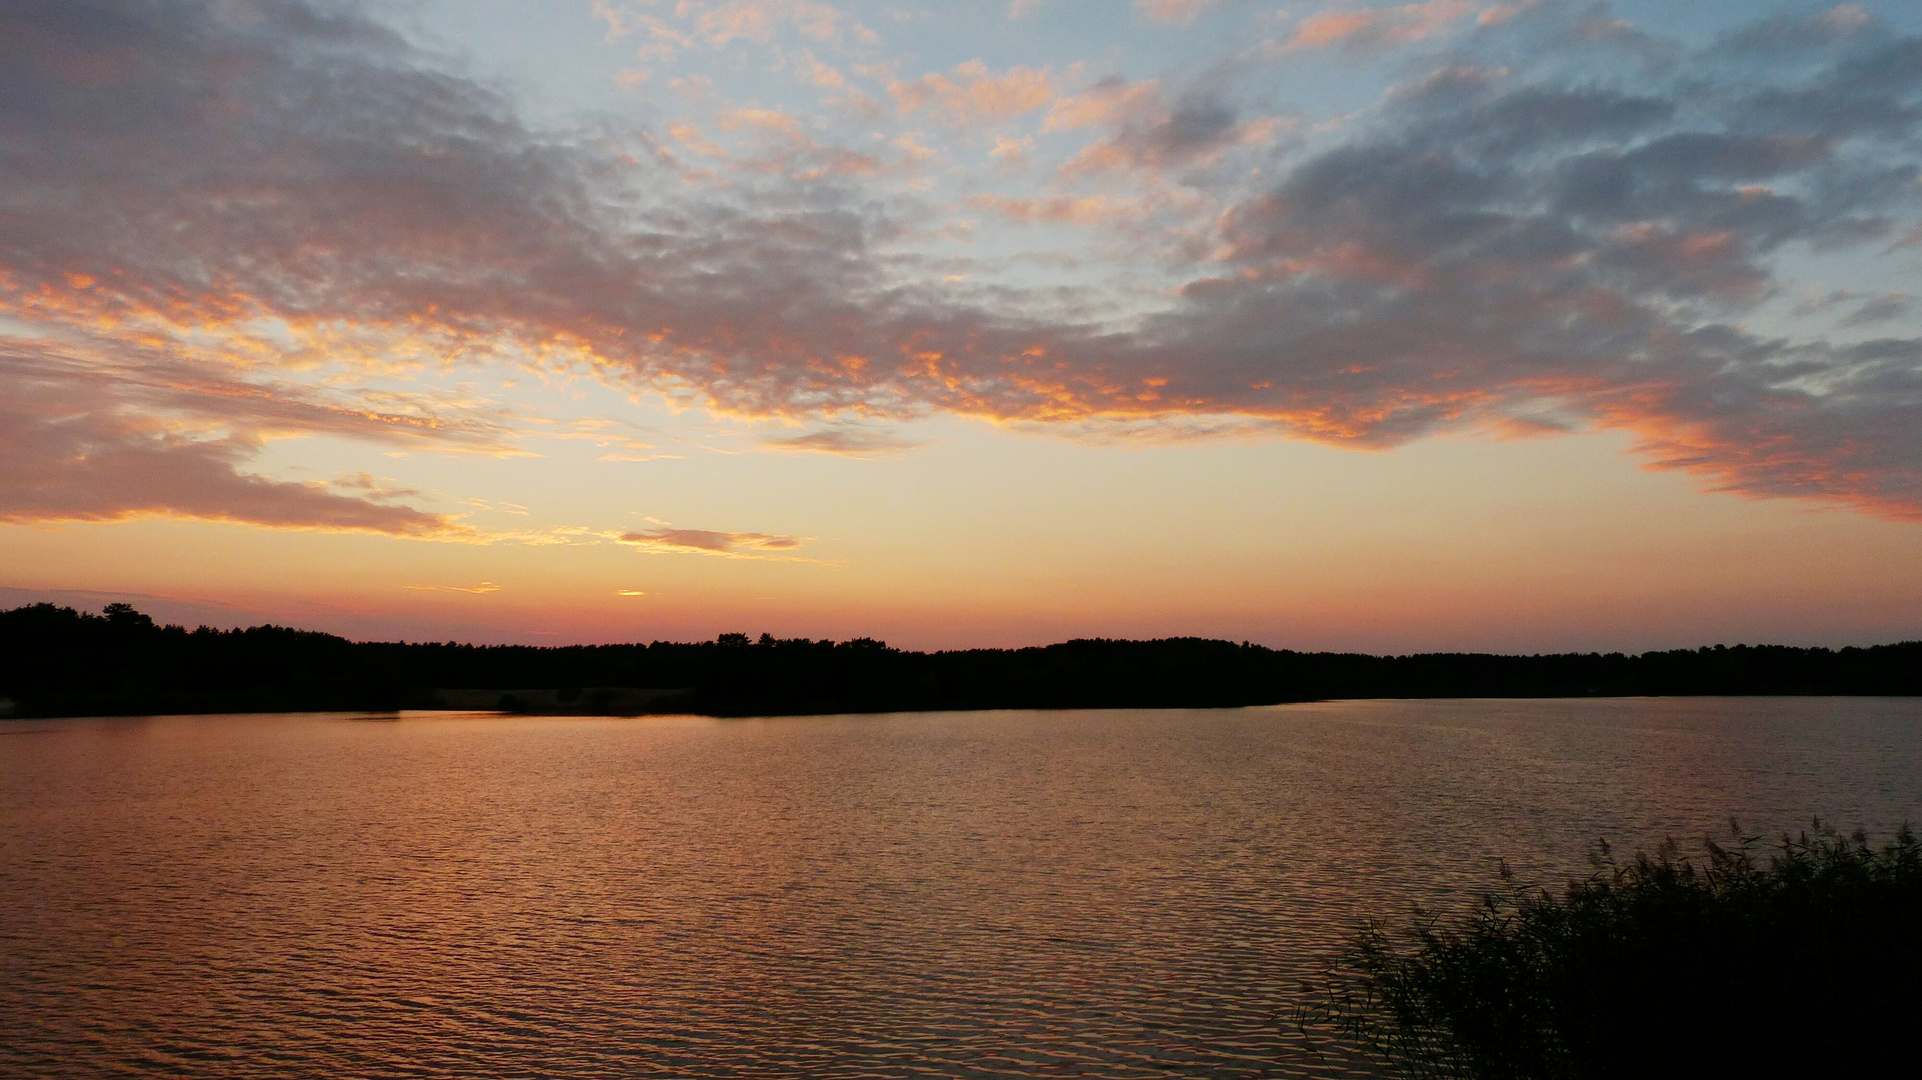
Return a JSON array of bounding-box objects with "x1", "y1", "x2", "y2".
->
[{"x1": 1299, "y1": 822, "x2": 1921, "y2": 1079}]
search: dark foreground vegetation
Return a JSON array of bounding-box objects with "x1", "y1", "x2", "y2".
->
[
  {"x1": 1300, "y1": 824, "x2": 1921, "y2": 1079},
  {"x1": 1, "y1": 602, "x2": 1918, "y2": 718}
]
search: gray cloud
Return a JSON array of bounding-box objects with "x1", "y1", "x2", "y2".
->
[
  {"x1": 1057, "y1": 78, "x2": 1274, "y2": 178},
  {"x1": 1841, "y1": 294, "x2": 1913, "y2": 327},
  {"x1": 1111, "y1": 4, "x2": 1922, "y2": 515},
  {"x1": 3, "y1": 0, "x2": 1920, "y2": 526},
  {"x1": 758, "y1": 427, "x2": 926, "y2": 456}
]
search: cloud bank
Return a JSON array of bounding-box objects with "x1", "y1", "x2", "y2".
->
[
  {"x1": 3, "y1": 0, "x2": 1920, "y2": 528},
  {"x1": 0, "y1": 337, "x2": 487, "y2": 534}
]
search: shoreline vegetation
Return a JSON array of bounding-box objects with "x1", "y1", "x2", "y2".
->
[
  {"x1": 2, "y1": 602, "x2": 1918, "y2": 720},
  {"x1": 1299, "y1": 824, "x2": 1921, "y2": 1079}
]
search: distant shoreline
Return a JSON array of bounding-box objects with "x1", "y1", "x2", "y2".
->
[{"x1": 4, "y1": 602, "x2": 1917, "y2": 721}]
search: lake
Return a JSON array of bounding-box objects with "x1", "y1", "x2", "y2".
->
[{"x1": 4, "y1": 698, "x2": 1919, "y2": 1078}]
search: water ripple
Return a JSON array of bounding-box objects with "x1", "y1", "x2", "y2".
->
[{"x1": 4, "y1": 699, "x2": 1919, "y2": 1077}]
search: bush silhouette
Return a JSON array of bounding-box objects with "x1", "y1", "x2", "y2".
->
[{"x1": 1301, "y1": 823, "x2": 1921, "y2": 1079}]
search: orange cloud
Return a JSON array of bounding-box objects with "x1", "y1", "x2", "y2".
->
[
  {"x1": 890, "y1": 61, "x2": 1055, "y2": 126},
  {"x1": 1044, "y1": 77, "x2": 1162, "y2": 132},
  {"x1": 1283, "y1": 1, "x2": 1474, "y2": 53}
]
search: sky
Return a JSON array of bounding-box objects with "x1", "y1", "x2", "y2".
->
[{"x1": 4, "y1": 0, "x2": 1922, "y2": 652}]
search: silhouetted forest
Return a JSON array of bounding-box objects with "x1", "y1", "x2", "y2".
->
[{"x1": 1, "y1": 602, "x2": 1917, "y2": 719}]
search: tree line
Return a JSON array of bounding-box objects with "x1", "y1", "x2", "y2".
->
[{"x1": 1, "y1": 602, "x2": 1917, "y2": 719}]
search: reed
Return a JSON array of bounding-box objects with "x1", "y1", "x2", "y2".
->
[{"x1": 1300, "y1": 822, "x2": 1921, "y2": 1079}]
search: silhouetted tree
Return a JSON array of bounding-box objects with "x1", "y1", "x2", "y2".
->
[{"x1": 2, "y1": 603, "x2": 1917, "y2": 719}]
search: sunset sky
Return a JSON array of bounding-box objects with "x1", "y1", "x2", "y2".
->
[{"x1": 5, "y1": 0, "x2": 1922, "y2": 651}]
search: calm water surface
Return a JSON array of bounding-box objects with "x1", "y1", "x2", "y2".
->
[{"x1": 4, "y1": 698, "x2": 1919, "y2": 1078}]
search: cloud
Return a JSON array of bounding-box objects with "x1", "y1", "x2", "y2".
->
[
  {"x1": 0, "y1": 0, "x2": 881, "y2": 527},
  {"x1": 798, "y1": 53, "x2": 847, "y2": 89},
  {"x1": 4, "y1": 0, "x2": 1922, "y2": 530},
  {"x1": 1842, "y1": 296, "x2": 1913, "y2": 327},
  {"x1": 989, "y1": 134, "x2": 1034, "y2": 169},
  {"x1": 618, "y1": 528, "x2": 808, "y2": 556},
  {"x1": 1051, "y1": 79, "x2": 1283, "y2": 177},
  {"x1": 1137, "y1": 0, "x2": 1217, "y2": 24},
  {"x1": 0, "y1": 335, "x2": 488, "y2": 535},
  {"x1": 1282, "y1": 1, "x2": 1475, "y2": 54},
  {"x1": 968, "y1": 193, "x2": 1148, "y2": 225},
  {"x1": 668, "y1": 121, "x2": 728, "y2": 157},
  {"x1": 890, "y1": 60, "x2": 1055, "y2": 125},
  {"x1": 404, "y1": 582, "x2": 502, "y2": 593},
  {"x1": 699, "y1": 0, "x2": 840, "y2": 46},
  {"x1": 1128, "y1": 9, "x2": 1922, "y2": 516},
  {"x1": 1045, "y1": 77, "x2": 1163, "y2": 131},
  {"x1": 757, "y1": 427, "x2": 926, "y2": 456},
  {"x1": 714, "y1": 106, "x2": 884, "y2": 177},
  {"x1": 597, "y1": 0, "x2": 874, "y2": 50},
  {"x1": 334, "y1": 472, "x2": 426, "y2": 500},
  {"x1": 0, "y1": 412, "x2": 458, "y2": 535}
]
